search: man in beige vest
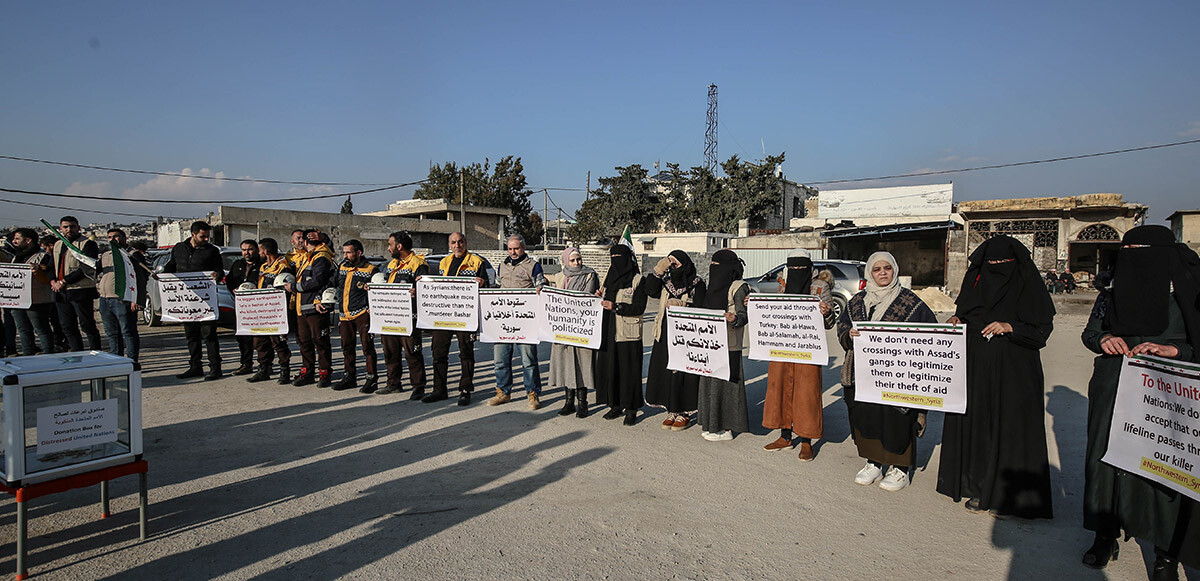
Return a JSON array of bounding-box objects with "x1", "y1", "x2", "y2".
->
[
  {"x1": 488, "y1": 234, "x2": 547, "y2": 409},
  {"x1": 50, "y1": 216, "x2": 102, "y2": 351}
]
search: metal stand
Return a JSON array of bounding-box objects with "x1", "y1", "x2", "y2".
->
[{"x1": 3, "y1": 460, "x2": 149, "y2": 580}]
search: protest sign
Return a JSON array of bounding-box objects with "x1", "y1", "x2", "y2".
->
[
  {"x1": 234, "y1": 288, "x2": 289, "y2": 335},
  {"x1": 1102, "y1": 355, "x2": 1200, "y2": 502},
  {"x1": 158, "y1": 272, "x2": 218, "y2": 323},
  {"x1": 746, "y1": 294, "x2": 829, "y2": 365},
  {"x1": 539, "y1": 287, "x2": 603, "y2": 349},
  {"x1": 368, "y1": 283, "x2": 414, "y2": 336},
  {"x1": 666, "y1": 306, "x2": 730, "y2": 381},
  {"x1": 479, "y1": 288, "x2": 542, "y2": 344},
  {"x1": 416, "y1": 276, "x2": 479, "y2": 332},
  {"x1": 0, "y1": 263, "x2": 34, "y2": 309},
  {"x1": 851, "y1": 322, "x2": 967, "y2": 413}
]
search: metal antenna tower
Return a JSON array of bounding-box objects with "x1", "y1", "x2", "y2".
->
[{"x1": 704, "y1": 84, "x2": 718, "y2": 173}]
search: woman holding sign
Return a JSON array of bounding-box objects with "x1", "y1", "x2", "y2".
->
[
  {"x1": 697, "y1": 249, "x2": 751, "y2": 441},
  {"x1": 937, "y1": 235, "x2": 1055, "y2": 520},
  {"x1": 549, "y1": 247, "x2": 600, "y2": 418},
  {"x1": 836, "y1": 252, "x2": 935, "y2": 490},
  {"x1": 595, "y1": 244, "x2": 648, "y2": 426},
  {"x1": 1078, "y1": 225, "x2": 1200, "y2": 578},
  {"x1": 645, "y1": 250, "x2": 707, "y2": 431}
]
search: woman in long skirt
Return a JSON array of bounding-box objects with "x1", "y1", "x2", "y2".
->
[
  {"x1": 549, "y1": 247, "x2": 600, "y2": 418},
  {"x1": 697, "y1": 249, "x2": 751, "y2": 441},
  {"x1": 645, "y1": 250, "x2": 706, "y2": 430},
  {"x1": 594, "y1": 244, "x2": 647, "y2": 426}
]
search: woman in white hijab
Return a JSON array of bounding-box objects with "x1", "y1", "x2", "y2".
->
[{"x1": 835, "y1": 251, "x2": 937, "y2": 491}]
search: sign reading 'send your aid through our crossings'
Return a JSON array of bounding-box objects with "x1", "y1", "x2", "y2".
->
[{"x1": 747, "y1": 294, "x2": 829, "y2": 365}]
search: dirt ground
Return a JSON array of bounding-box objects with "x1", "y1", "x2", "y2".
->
[{"x1": 2, "y1": 293, "x2": 1197, "y2": 580}]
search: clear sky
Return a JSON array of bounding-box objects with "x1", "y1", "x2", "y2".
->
[{"x1": 2, "y1": 0, "x2": 1197, "y2": 228}]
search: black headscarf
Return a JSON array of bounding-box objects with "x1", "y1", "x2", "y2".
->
[
  {"x1": 954, "y1": 235, "x2": 1054, "y2": 326},
  {"x1": 1107, "y1": 226, "x2": 1200, "y2": 354},
  {"x1": 667, "y1": 250, "x2": 696, "y2": 288},
  {"x1": 603, "y1": 244, "x2": 638, "y2": 302},
  {"x1": 703, "y1": 249, "x2": 743, "y2": 310},
  {"x1": 784, "y1": 255, "x2": 813, "y2": 295}
]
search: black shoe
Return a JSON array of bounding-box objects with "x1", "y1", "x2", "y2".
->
[
  {"x1": 277, "y1": 366, "x2": 291, "y2": 385},
  {"x1": 421, "y1": 389, "x2": 448, "y2": 403},
  {"x1": 318, "y1": 373, "x2": 332, "y2": 388},
  {"x1": 359, "y1": 375, "x2": 379, "y2": 394},
  {"x1": 1152, "y1": 554, "x2": 1179, "y2": 581},
  {"x1": 233, "y1": 364, "x2": 254, "y2": 376},
  {"x1": 204, "y1": 367, "x2": 224, "y2": 381},
  {"x1": 602, "y1": 407, "x2": 623, "y2": 420},
  {"x1": 1081, "y1": 535, "x2": 1118, "y2": 569},
  {"x1": 623, "y1": 410, "x2": 637, "y2": 426},
  {"x1": 292, "y1": 373, "x2": 315, "y2": 387},
  {"x1": 332, "y1": 375, "x2": 357, "y2": 391},
  {"x1": 176, "y1": 367, "x2": 204, "y2": 380},
  {"x1": 374, "y1": 384, "x2": 403, "y2": 395},
  {"x1": 576, "y1": 391, "x2": 589, "y2": 418},
  {"x1": 409, "y1": 388, "x2": 426, "y2": 401},
  {"x1": 558, "y1": 389, "x2": 576, "y2": 416},
  {"x1": 458, "y1": 391, "x2": 471, "y2": 406},
  {"x1": 964, "y1": 498, "x2": 984, "y2": 512},
  {"x1": 247, "y1": 369, "x2": 272, "y2": 383}
]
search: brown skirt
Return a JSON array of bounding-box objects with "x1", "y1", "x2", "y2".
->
[
  {"x1": 853, "y1": 427, "x2": 916, "y2": 467},
  {"x1": 761, "y1": 362, "x2": 823, "y2": 439}
]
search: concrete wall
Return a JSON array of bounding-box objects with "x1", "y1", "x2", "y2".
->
[
  {"x1": 1171, "y1": 213, "x2": 1200, "y2": 244},
  {"x1": 217, "y1": 206, "x2": 461, "y2": 258},
  {"x1": 945, "y1": 228, "x2": 969, "y2": 296},
  {"x1": 630, "y1": 232, "x2": 731, "y2": 256}
]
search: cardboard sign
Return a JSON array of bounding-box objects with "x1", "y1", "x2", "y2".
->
[
  {"x1": 479, "y1": 288, "x2": 542, "y2": 344},
  {"x1": 37, "y1": 399, "x2": 119, "y2": 455},
  {"x1": 746, "y1": 294, "x2": 829, "y2": 365},
  {"x1": 1102, "y1": 355, "x2": 1200, "y2": 502},
  {"x1": 666, "y1": 306, "x2": 730, "y2": 381},
  {"x1": 368, "y1": 283, "x2": 414, "y2": 336},
  {"x1": 158, "y1": 272, "x2": 218, "y2": 322},
  {"x1": 0, "y1": 262, "x2": 34, "y2": 309},
  {"x1": 234, "y1": 288, "x2": 290, "y2": 335},
  {"x1": 851, "y1": 322, "x2": 967, "y2": 413},
  {"x1": 539, "y1": 287, "x2": 603, "y2": 349},
  {"x1": 416, "y1": 276, "x2": 479, "y2": 332}
]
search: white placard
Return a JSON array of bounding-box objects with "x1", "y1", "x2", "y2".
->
[
  {"x1": 1102, "y1": 355, "x2": 1200, "y2": 502},
  {"x1": 368, "y1": 283, "x2": 414, "y2": 336},
  {"x1": 539, "y1": 287, "x2": 603, "y2": 349},
  {"x1": 851, "y1": 322, "x2": 967, "y2": 413},
  {"x1": 479, "y1": 288, "x2": 542, "y2": 344},
  {"x1": 0, "y1": 262, "x2": 33, "y2": 309},
  {"x1": 746, "y1": 294, "x2": 830, "y2": 365},
  {"x1": 158, "y1": 272, "x2": 219, "y2": 322},
  {"x1": 234, "y1": 288, "x2": 290, "y2": 335},
  {"x1": 666, "y1": 306, "x2": 730, "y2": 381},
  {"x1": 416, "y1": 276, "x2": 479, "y2": 332},
  {"x1": 36, "y1": 398, "x2": 119, "y2": 455}
]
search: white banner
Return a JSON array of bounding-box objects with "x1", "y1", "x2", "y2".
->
[
  {"x1": 234, "y1": 288, "x2": 289, "y2": 336},
  {"x1": 37, "y1": 398, "x2": 119, "y2": 455},
  {"x1": 666, "y1": 306, "x2": 730, "y2": 381},
  {"x1": 0, "y1": 262, "x2": 33, "y2": 309},
  {"x1": 1102, "y1": 355, "x2": 1200, "y2": 502},
  {"x1": 368, "y1": 283, "x2": 414, "y2": 336},
  {"x1": 539, "y1": 287, "x2": 603, "y2": 349},
  {"x1": 416, "y1": 276, "x2": 479, "y2": 332},
  {"x1": 746, "y1": 294, "x2": 829, "y2": 365},
  {"x1": 479, "y1": 288, "x2": 542, "y2": 344},
  {"x1": 158, "y1": 272, "x2": 218, "y2": 323},
  {"x1": 851, "y1": 322, "x2": 967, "y2": 413}
]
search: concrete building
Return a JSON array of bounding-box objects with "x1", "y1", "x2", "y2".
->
[
  {"x1": 630, "y1": 231, "x2": 731, "y2": 256},
  {"x1": 364, "y1": 199, "x2": 510, "y2": 250},
  {"x1": 1167, "y1": 209, "x2": 1200, "y2": 252}
]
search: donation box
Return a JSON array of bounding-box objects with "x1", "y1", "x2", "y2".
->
[{"x1": 0, "y1": 351, "x2": 143, "y2": 488}]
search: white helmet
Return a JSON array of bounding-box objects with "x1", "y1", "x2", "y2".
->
[
  {"x1": 370, "y1": 272, "x2": 388, "y2": 285},
  {"x1": 273, "y1": 272, "x2": 296, "y2": 288},
  {"x1": 237, "y1": 282, "x2": 255, "y2": 291},
  {"x1": 320, "y1": 288, "x2": 337, "y2": 305}
]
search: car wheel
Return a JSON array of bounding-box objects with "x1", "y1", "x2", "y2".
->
[
  {"x1": 143, "y1": 297, "x2": 161, "y2": 327},
  {"x1": 831, "y1": 296, "x2": 847, "y2": 321}
]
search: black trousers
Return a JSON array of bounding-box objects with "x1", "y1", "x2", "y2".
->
[
  {"x1": 296, "y1": 312, "x2": 332, "y2": 373},
  {"x1": 430, "y1": 330, "x2": 474, "y2": 394},
  {"x1": 183, "y1": 321, "x2": 220, "y2": 370},
  {"x1": 382, "y1": 330, "x2": 425, "y2": 390},
  {"x1": 235, "y1": 336, "x2": 255, "y2": 367},
  {"x1": 254, "y1": 335, "x2": 291, "y2": 369},
  {"x1": 338, "y1": 314, "x2": 377, "y2": 377},
  {"x1": 57, "y1": 298, "x2": 102, "y2": 352}
]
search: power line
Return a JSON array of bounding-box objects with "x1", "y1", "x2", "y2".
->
[
  {"x1": 0, "y1": 154, "x2": 398, "y2": 186},
  {"x1": 804, "y1": 138, "x2": 1200, "y2": 186},
  {"x1": 1, "y1": 198, "x2": 188, "y2": 220},
  {"x1": 0, "y1": 181, "x2": 422, "y2": 205}
]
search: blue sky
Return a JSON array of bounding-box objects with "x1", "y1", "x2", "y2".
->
[{"x1": 2, "y1": 0, "x2": 1197, "y2": 227}]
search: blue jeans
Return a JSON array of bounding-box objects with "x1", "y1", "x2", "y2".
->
[
  {"x1": 493, "y1": 343, "x2": 541, "y2": 395},
  {"x1": 10, "y1": 304, "x2": 56, "y2": 355},
  {"x1": 99, "y1": 297, "x2": 140, "y2": 362}
]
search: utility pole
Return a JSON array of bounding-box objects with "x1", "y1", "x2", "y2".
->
[
  {"x1": 543, "y1": 188, "x2": 548, "y2": 250},
  {"x1": 586, "y1": 171, "x2": 590, "y2": 201},
  {"x1": 557, "y1": 207, "x2": 562, "y2": 247},
  {"x1": 705, "y1": 84, "x2": 718, "y2": 174},
  {"x1": 459, "y1": 168, "x2": 465, "y2": 234}
]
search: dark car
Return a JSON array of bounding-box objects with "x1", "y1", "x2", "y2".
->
[{"x1": 744, "y1": 259, "x2": 867, "y2": 320}]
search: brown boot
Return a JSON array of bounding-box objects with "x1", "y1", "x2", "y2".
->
[
  {"x1": 527, "y1": 392, "x2": 541, "y2": 410},
  {"x1": 488, "y1": 389, "x2": 511, "y2": 406}
]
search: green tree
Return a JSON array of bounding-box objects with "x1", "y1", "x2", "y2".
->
[
  {"x1": 414, "y1": 156, "x2": 538, "y2": 241},
  {"x1": 340, "y1": 195, "x2": 353, "y2": 214},
  {"x1": 721, "y1": 153, "x2": 787, "y2": 231},
  {"x1": 567, "y1": 164, "x2": 660, "y2": 244},
  {"x1": 526, "y1": 212, "x2": 545, "y2": 247}
]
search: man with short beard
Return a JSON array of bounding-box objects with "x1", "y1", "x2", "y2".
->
[{"x1": 375, "y1": 231, "x2": 428, "y2": 397}]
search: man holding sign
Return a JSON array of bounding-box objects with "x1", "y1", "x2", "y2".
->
[
  {"x1": 487, "y1": 234, "x2": 547, "y2": 410},
  {"x1": 423, "y1": 232, "x2": 488, "y2": 406},
  {"x1": 50, "y1": 216, "x2": 101, "y2": 352},
  {"x1": 374, "y1": 231, "x2": 428, "y2": 398},
  {"x1": 6, "y1": 228, "x2": 56, "y2": 355},
  {"x1": 164, "y1": 221, "x2": 225, "y2": 381}
]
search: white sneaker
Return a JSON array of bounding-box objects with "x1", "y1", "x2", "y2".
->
[
  {"x1": 700, "y1": 430, "x2": 713, "y2": 440},
  {"x1": 702, "y1": 430, "x2": 733, "y2": 441},
  {"x1": 879, "y1": 467, "x2": 910, "y2": 491},
  {"x1": 854, "y1": 461, "x2": 883, "y2": 485}
]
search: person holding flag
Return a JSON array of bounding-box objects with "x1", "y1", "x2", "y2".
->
[
  {"x1": 97, "y1": 228, "x2": 147, "y2": 363},
  {"x1": 46, "y1": 216, "x2": 102, "y2": 352}
]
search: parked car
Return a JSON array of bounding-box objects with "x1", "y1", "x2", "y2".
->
[
  {"x1": 143, "y1": 247, "x2": 241, "y2": 328},
  {"x1": 744, "y1": 259, "x2": 867, "y2": 321}
]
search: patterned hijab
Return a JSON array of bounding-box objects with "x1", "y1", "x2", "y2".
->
[{"x1": 863, "y1": 251, "x2": 901, "y2": 320}]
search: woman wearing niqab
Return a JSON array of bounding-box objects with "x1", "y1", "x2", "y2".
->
[
  {"x1": 936, "y1": 235, "x2": 1056, "y2": 519},
  {"x1": 594, "y1": 244, "x2": 648, "y2": 425},
  {"x1": 1078, "y1": 225, "x2": 1200, "y2": 580},
  {"x1": 645, "y1": 250, "x2": 707, "y2": 430},
  {"x1": 696, "y1": 249, "x2": 752, "y2": 440}
]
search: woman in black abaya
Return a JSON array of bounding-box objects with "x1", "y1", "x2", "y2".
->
[
  {"x1": 594, "y1": 244, "x2": 648, "y2": 425},
  {"x1": 645, "y1": 250, "x2": 706, "y2": 430},
  {"x1": 937, "y1": 234, "x2": 1055, "y2": 519}
]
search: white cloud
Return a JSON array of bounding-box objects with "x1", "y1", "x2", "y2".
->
[{"x1": 1181, "y1": 122, "x2": 1200, "y2": 137}]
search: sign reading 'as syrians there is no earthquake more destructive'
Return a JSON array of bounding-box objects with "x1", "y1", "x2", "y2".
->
[
  {"x1": 746, "y1": 294, "x2": 829, "y2": 365},
  {"x1": 1103, "y1": 355, "x2": 1200, "y2": 502},
  {"x1": 851, "y1": 322, "x2": 967, "y2": 413},
  {"x1": 666, "y1": 306, "x2": 730, "y2": 381},
  {"x1": 479, "y1": 288, "x2": 543, "y2": 344},
  {"x1": 539, "y1": 287, "x2": 603, "y2": 349},
  {"x1": 367, "y1": 283, "x2": 414, "y2": 336},
  {"x1": 416, "y1": 276, "x2": 479, "y2": 332}
]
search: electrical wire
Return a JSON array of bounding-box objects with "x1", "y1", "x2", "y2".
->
[
  {"x1": 1, "y1": 198, "x2": 189, "y2": 220},
  {"x1": 0, "y1": 181, "x2": 423, "y2": 205},
  {"x1": 0, "y1": 154, "x2": 398, "y2": 186}
]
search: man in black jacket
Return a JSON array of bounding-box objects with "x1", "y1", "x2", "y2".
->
[
  {"x1": 226, "y1": 239, "x2": 261, "y2": 375},
  {"x1": 164, "y1": 221, "x2": 226, "y2": 380},
  {"x1": 284, "y1": 229, "x2": 336, "y2": 387}
]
